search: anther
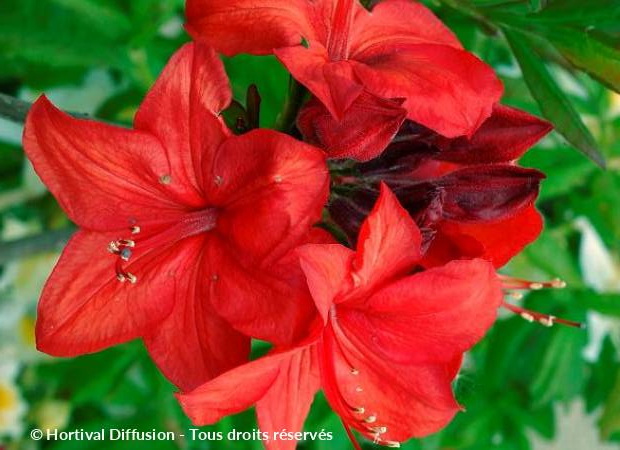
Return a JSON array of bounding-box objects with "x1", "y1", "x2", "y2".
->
[
  {"x1": 370, "y1": 426, "x2": 387, "y2": 434},
  {"x1": 539, "y1": 316, "x2": 554, "y2": 327},
  {"x1": 108, "y1": 241, "x2": 119, "y2": 253},
  {"x1": 551, "y1": 278, "x2": 567, "y2": 288},
  {"x1": 386, "y1": 441, "x2": 401, "y2": 448},
  {"x1": 120, "y1": 248, "x2": 132, "y2": 261},
  {"x1": 520, "y1": 312, "x2": 534, "y2": 322},
  {"x1": 214, "y1": 175, "x2": 223, "y2": 186},
  {"x1": 159, "y1": 174, "x2": 172, "y2": 185},
  {"x1": 118, "y1": 239, "x2": 135, "y2": 247},
  {"x1": 116, "y1": 273, "x2": 126, "y2": 283},
  {"x1": 131, "y1": 226, "x2": 141, "y2": 234},
  {"x1": 350, "y1": 368, "x2": 359, "y2": 375},
  {"x1": 530, "y1": 282, "x2": 544, "y2": 290},
  {"x1": 364, "y1": 415, "x2": 377, "y2": 424},
  {"x1": 126, "y1": 273, "x2": 137, "y2": 284},
  {"x1": 353, "y1": 407, "x2": 365, "y2": 414}
]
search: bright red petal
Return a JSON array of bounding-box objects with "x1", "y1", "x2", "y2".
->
[
  {"x1": 23, "y1": 97, "x2": 185, "y2": 231},
  {"x1": 349, "y1": 183, "x2": 421, "y2": 298},
  {"x1": 321, "y1": 326, "x2": 461, "y2": 444},
  {"x1": 178, "y1": 345, "x2": 318, "y2": 428},
  {"x1": 350, "y1": 0, "x2": 462, "y2": 56},
  {"x1": 276, "y1": 47, "x2": 364, "y2": 119},
  {"x1": 429, "y1": 205, "x2": 544, "y2": 268},
  {"x1": 205, "y1": 236, "x2": 320, "y2": 346},
  {"x1": 35, "y1": 231, "x2": 199, "y2": 356},
  {"x1": 338, "y1": 259, "x2": 502, "y2": 365},
  {"x1": 143, "y1": 240, "x2": 250, "y2": 391},
  {"x1": 434, "y1": 104, "x2": 553, "y2": 164},
  {"x1": 352, "y1": 44, "x2": 503, "y2": 138},
  {"x1": 185, "y1": 0, "x2": 316, "y2": 56},
  {"x1": 256, "y1": 346, "x2": 321, "y2": 450},
  {"x1": 297, "y1": 244, "x2": 355, "y2": 323},
  {"x1": 208, "y1": 129, "x2": 329, "y2": 265},
  {"x1": 134, "y1": 43, "x2": 232, "y2": 204},
  {"x1": 297, "y1": 93, "x2": 407, "y2": 161}
]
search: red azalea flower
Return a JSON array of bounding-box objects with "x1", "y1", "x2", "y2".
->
[
  {"x1": 185, "y1": 0, "x2": 503, "y2": 138},
  {"x1": 328, "y1": 104, "x2": 552, "y2": 268},
  {"x1": 178, "y1": 184, "x2": 503, "y2": 448},
  {"x1": 22, "y1": 43, "x2": 330, "y2": 391}
]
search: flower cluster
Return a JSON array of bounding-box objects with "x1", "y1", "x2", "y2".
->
[{"x1": 22, "y1": 0, "x2": 575, "y2": 448}]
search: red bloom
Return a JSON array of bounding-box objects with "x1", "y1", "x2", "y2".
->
[
  {"x1": 328, "y1": 104, "x2": 551, "y2": 267},
  {"x1": 178, "y1": 184, "x2": 503, "y2": 448},
  {"x1": 22, "y1": 43, "x2": 329, "y2": 391},
  {"x1": 186, "y1": 0, "x2": 503, "y2": 138}
]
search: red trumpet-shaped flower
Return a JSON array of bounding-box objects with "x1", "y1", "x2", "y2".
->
[
  {"x1": 23, "y1": 43, "x2": 329, "y2": 391},
  {"x1": 327, "y1": 104, "x2": 552, "y2": 267},
  {"x1": 178, "y1": 184, "x2": 503, "y2": 449},
  {"x1": 186, "y1": 0, "x2": 503, "y2": 138}
]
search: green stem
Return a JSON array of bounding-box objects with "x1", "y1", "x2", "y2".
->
[
  {"x1": 0, "y1": 92, "x2": 94, "y2": 124},
  {"x1": 0, "y1": 227, "x2": 76, "y2": 264},
  {"x1": 0, "y1": 93, "x2": 32, "y2": 123},
  {"x1": 275, "y1": 77, "x2": 307, "y2": 133}
]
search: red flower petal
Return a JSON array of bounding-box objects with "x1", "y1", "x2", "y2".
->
[
  {"x1": 210, "y1": 128, "x2": 329, "y2": 265},
  {"x1": 352, "y1": 44, "x2": 503, "y2": 137},
  {"x1": 297, "y1": 244, "x2": 355, "y2": 323},
  {"x1": 350, "y1": 0, "x2": 462, "y2": 55},
  {"x1": 256, "y1": 346, "x2": 321, "y2": 450},
  {"x1": 428, "y1": 205, "x2": 544, "y2": 268},
  {"x1": 185, "y1": 0, "x2": 316, "y2": 56},
  {"x1": 178, "y1": 345, "x2": 319, "y2": 431},
  {"x1": 350, "y1": 183, "x2": 421, "y2": 298},
  {"x1": 338, "y1": 259, "x2": 502, "y2": 365},
  {"x1": 297, "y1": 93, "x2": 407, "y2": 161},
  {"x1": 205, "y1": 236, "x2": 320, "y2": 346},
  {"x1": 35, "y1": 231, "x2": 195, "y2": 356},
  {"x1": 143, "y1": 239, "x2": 250, "y2": 391},
  {"x1": 434, "y1": 104, "x2": 553, "y2": 164},
  {"x1": 321, "y1": 326, "x2": 461, "y2": 443},
  {"x1": 275, "y1": 46, "x2": 364, "y2": 119},
  {"x1": 134, "y1": 43, "x2": 232, "y2": 204},
  {"x1": 23, "y1": 97, "x2": 185, "y2": 231}
]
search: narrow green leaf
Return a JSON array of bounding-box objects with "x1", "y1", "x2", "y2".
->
[
  {"x1": 504, "y1": 29, "x2": 606, "y2": 167},
  {"x1": 538, "y1": 26, "x2": 620, "y2": 93},
  {"x1": 528, "y1": 0, "x2": 547, "y2": 13},
  {"x1": 600, "y1": 371, "x2": 620, "y2": 440}
]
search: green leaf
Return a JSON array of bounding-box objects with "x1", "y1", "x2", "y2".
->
[
  {"x1": 49, "y1": 0, "x2": 131, "y2": 39},
  {"x1": 578, "y1": 292, "x2": 620, "y2": 318},
  {"x1": 600, "y1": 370, "x2": 620, "y2": 440},
  {"x1": 528, "y1": 0, "x2": 547, "y2": 13},
  {"x1": 530, "y1": 326, "x2": 587, "y2": 406},
  {"x1": 537, "y1": 26, "x2": 620, "y2": 93},
  {"x1": 503, "y1": 29, "x2": 605, "y2": 167}
]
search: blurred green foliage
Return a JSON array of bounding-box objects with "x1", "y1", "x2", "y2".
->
[{"x1": 1, "y1": 0, "x2": 620, "y2": 449}]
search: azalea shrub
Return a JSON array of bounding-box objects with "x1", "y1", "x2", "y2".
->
[{"x1": 0, "y1": 0, "x2": 620, "y2": 450}]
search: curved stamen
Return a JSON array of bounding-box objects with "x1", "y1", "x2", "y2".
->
[{"x1": 500, "y1": 276, "x2": 584, "y2": 329}]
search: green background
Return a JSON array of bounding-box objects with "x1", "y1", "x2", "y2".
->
[{"x1": 0, "y1": 0, "x2": 619, "y2": 449}]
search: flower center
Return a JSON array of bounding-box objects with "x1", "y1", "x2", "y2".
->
[{"x1": 107, "y1": 208, "x2": 218, "y2": 284}]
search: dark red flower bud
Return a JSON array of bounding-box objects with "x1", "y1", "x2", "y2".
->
[{"x1": 436, "y1": 165, "x2": 545, "y2": 222}]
